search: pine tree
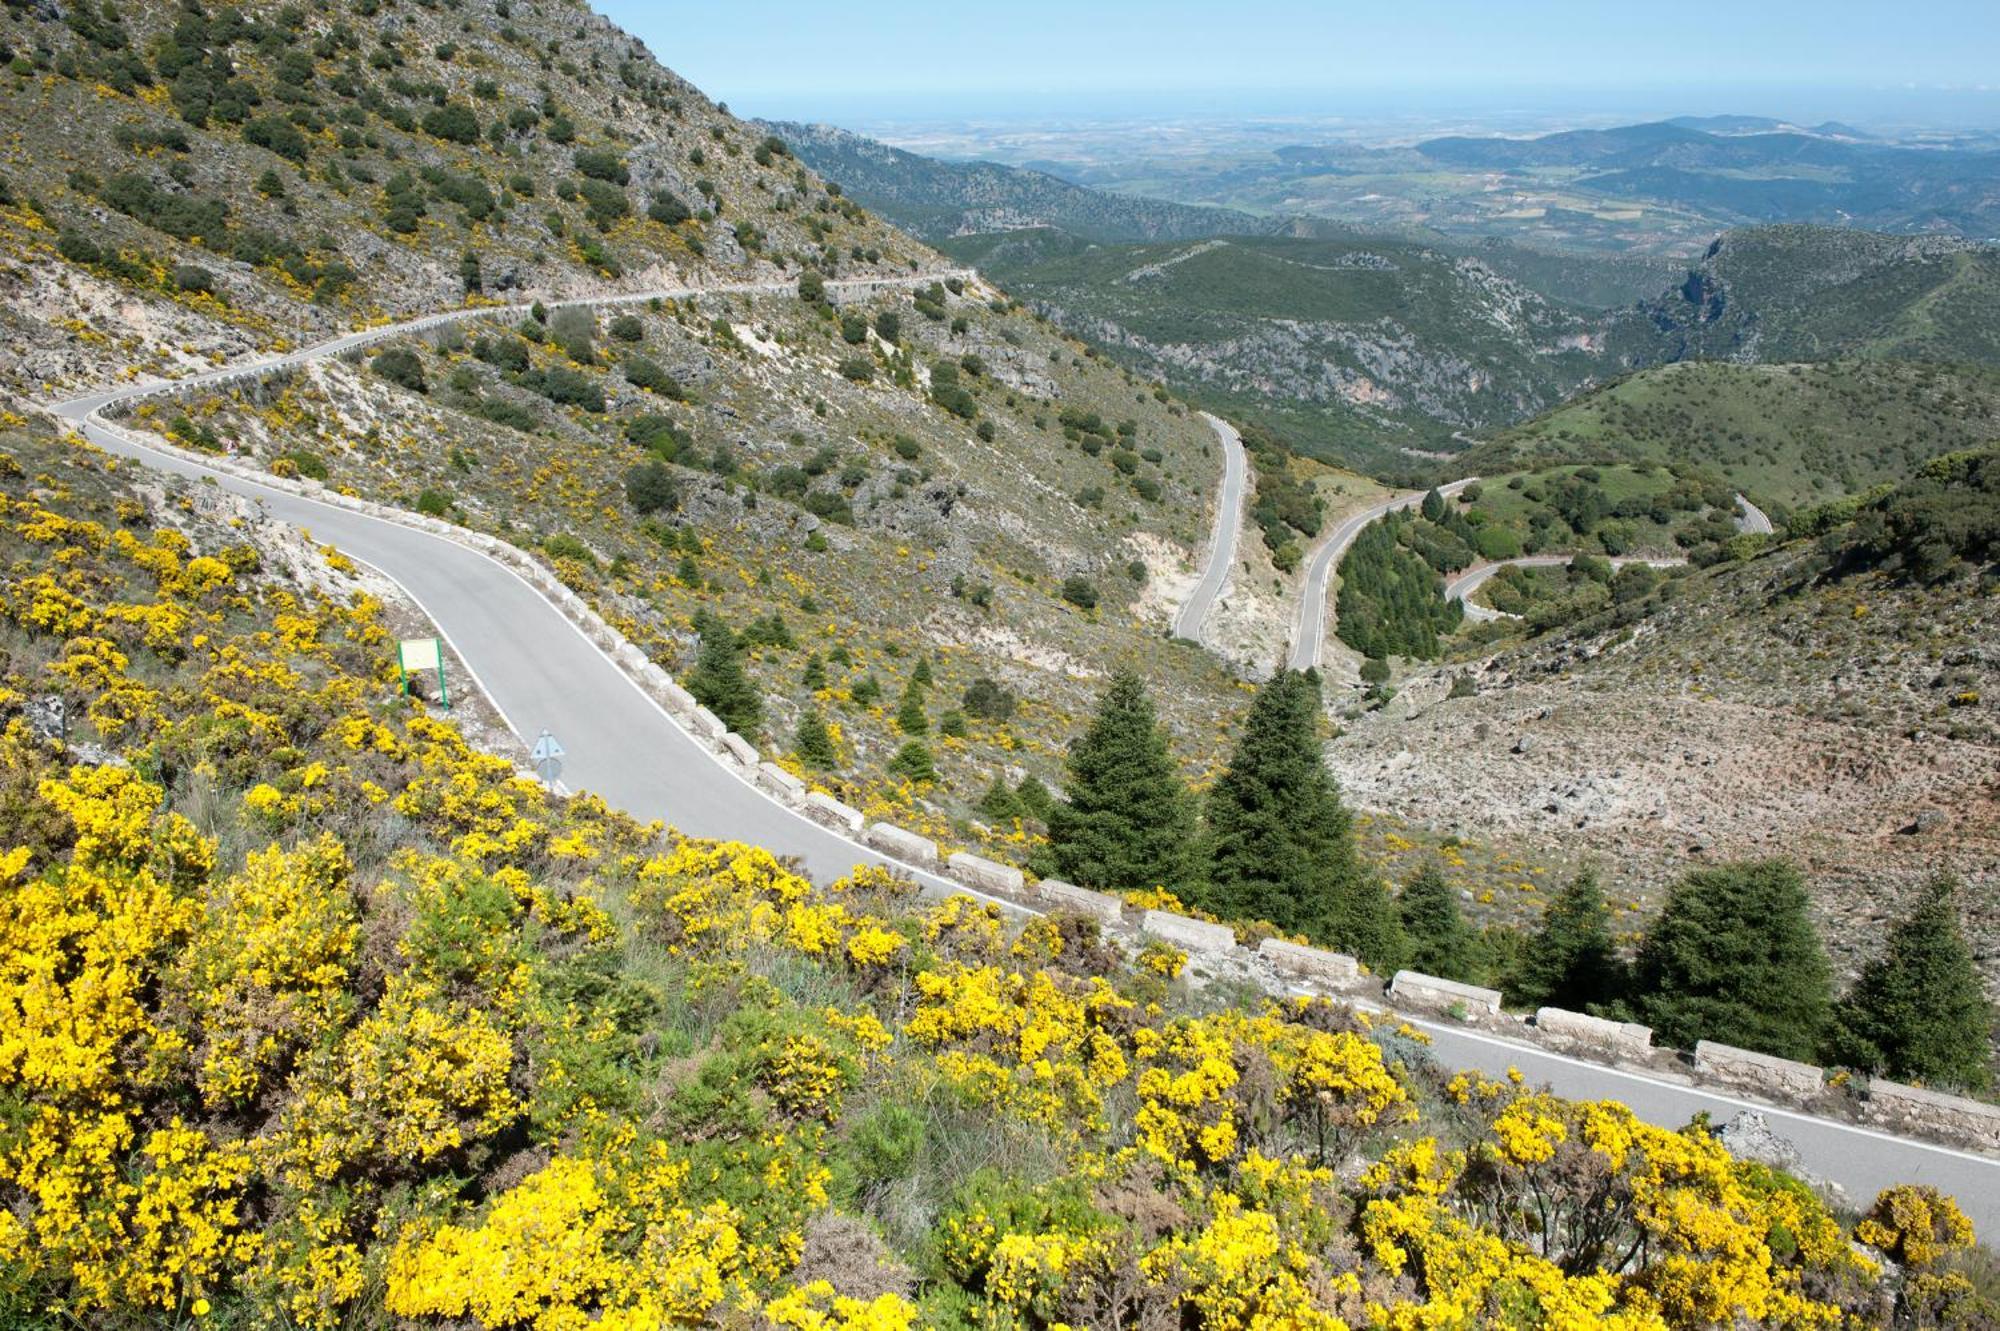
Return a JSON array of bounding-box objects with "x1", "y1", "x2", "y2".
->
[
  {"x1": 1201, "y1": 672, "x2": 1393, "y2": 962},
  {"x1": 851, "y1": 673, "x2": 882, "y2": 705},
  {"x1": 895, "y1": 680, "x2": 928, "y2": 735},
  {"x1": 1510, "y1": 868, "x2": 1626, "y2": 1012},
  {"x1": 1631, "y1": 859, "x2": 1833, "y2": 1062},
  {"x1": 1047, "y1": 671, "x2": 1196, "y2": 893},
  {"x1": 1014, "y1": 774, "x2": 1054, "y2": 822},
  {"x1": 686, "y1": 613, "x2": 762, "y2": 735},
  {"x1": 1398, "y1": 861, "x2": 1477, "y2": 981},
  {"x1": 1420, "y1": 486, "x2": 1446, "y2": 522},
  {"x1": 978, "y1": 774, "x2": 1023, "y2": 822},
  {"x1": 911, "y1": 656, "x2": 933, "y2": 688},
  {"x1": 887, "y1": 741, "x2": 935, "y2": 783},
  {"x1": 1830, "y1": 876, "x2": 1993, "y2": 1090},
  {"x1": 794, "y1": 706, "x2": 837, "y2": 770},
  {"x1": 801, "y1": 654, "x2": 827, "y2": 690}
]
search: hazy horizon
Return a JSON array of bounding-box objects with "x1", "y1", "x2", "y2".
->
[{"x1": 604, "y1": 0, "x2": 2000, "y2": 132}]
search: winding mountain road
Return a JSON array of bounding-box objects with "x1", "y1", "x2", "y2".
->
[
  {"x1": 1735, "y1": 492, "x2": 1775, "y2": 535},
  {"x1": 40, "y1": 293, "x2": 2000, "y2": 1236},
  {"x1": 1171, "y1": 412, "x2": 1247, "y2": 645},
  {"x1": 1445, "y1": 555, "x2": 1688, "y2": 623},
  {"x1": 1289, "y1": 478, "x2": 1477, "y2": 670}
]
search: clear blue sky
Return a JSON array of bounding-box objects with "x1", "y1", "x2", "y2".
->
[{"x1": 601, "y1": 0, "x2": 2000, "y2": 121}]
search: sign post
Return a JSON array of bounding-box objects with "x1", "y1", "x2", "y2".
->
[
  {"x1": 531, "y1": 729, "x2": 565, "y2": 791},
  {"x1": 397, "y1": 637, "x2": 448, "y2": 709}
]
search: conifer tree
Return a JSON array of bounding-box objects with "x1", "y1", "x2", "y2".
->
[
  {"x1": 801, "y1": 654, "x2": 827, "y2": 690},
  {"x1": 686, "y1": 613, "x2": 762, "y2": 734},
  {"x1": 1511, "y1": 868, "x2": 1626, "y2": 1012},
  {"x1": 978, "y1": 774, "x2": 1023, "y2": 822},
  {"x1": 1014, "y1": 774, "x2": 1054, "y2": 822},
  {"x1": 1398, "y1": 861, "x2": 1477, "y2": 981},
  {"x1": 1830, "y1": 876, "x2": 1993, "y2": 1090},
  {"x1": 896, "y1": 679, "x2": 928, "y2": 735},
  {"x1": 911, "y1": 656, "x2": 933, "y2": 688},
  {"x1": 794, "y1": 706, "x2": 837, "y2": 770},
  {"x1": 1632, "y1": 859, "x2": 1832, "y2": 1061},
  {"x1": 887, "y1": 741, "x2": 935, "y2": 783},
  {"x1": 1420, "y1": 486, "x2": 1446, "y2": 522},
  {"x1": 1047, "y1": 671, "x2": 1196, "y2": 893},
  {"x1": 1201, "y1": 671, "x2": 1394, "y2": 962}
]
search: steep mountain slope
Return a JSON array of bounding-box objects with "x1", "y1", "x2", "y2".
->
[
  {"x1": 1329, "y1": 451, "x2": 1999, "y2": 986},
  {"x1": 960, "y1": 233, "x2": 1609, "y2": 467},
  {"x1": 759, "y1": 118, "x2": 1275, "y2": 244},
  {"x1": 1465, "y1": 360, "x2": 2000, "y2": 508},
  {"x1": 0, "y1": 0, "x2": 1280, "y2": 866},
  {"x1": 1615, "y1": 226, "x2": 2000, "y2": 365}
]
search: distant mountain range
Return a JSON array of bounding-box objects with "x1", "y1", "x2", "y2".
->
[
  {"x1": 756, "y1": 119, "x2": 1280, "y2": 244},
  {"x1": 1411, "y1": 119, "x2": 2000, "y2": 236}
]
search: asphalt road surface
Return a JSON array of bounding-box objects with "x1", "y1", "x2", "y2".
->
[
  {"x1": 1736, "y1": 493, "x2": 1776, "y2": 535},
  {"x1": 1445, "y1": 555, "x2": 1687, "y2": 622},
  {"x1": 1289, "y1": 478, "x2": 1476, "y2": 670},
  {"x1": 42, "y1": 302, "x2": 2000, "y2": 1236},
  {"x1": 1171, "y1": 412, "x2": 1247, "y2": 644}
]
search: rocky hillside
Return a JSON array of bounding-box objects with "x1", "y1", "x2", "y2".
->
[
  {"x1": 1612, "y1": 226, "x2": 2000, "y2": 367},
  {"x1": 1329, "y1": 454, "x2": 1999, "y2": 990},
  {"x1": 0, "y1": 0, "x2": 1294, "y2": 866},
  {"x1": 959, "y1": 233, "x2": 1610, "y2": 468}
]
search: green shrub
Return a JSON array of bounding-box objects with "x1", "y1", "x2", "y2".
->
[{"x1": 371, "y1": 347, "x2": 428, "y2": 394}]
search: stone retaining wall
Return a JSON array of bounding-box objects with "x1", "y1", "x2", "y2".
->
[
  {"x1": 1141, "y1": 910, "x2": 1236, "y2": 955},
  {"x1": 1389, "y1": 971, "x2": 1502, "y2": 1016},
  {"x1": 861, "y1": 821, "x2": 940, "y2": 870},
  {"x1": 945, "y1": 851, "x2": 1025, "y2": 897},
  {"x1": 1257, "y1": 938, "x2": 1361, "y2": 988},
  {"x1": 1036, "y1": 879, "x2": 1123, "y2": 924},
  {"x1": 1533, "y1": 1008, "x2": 1654, "y2": 1061},
  {"x1": 1694, "y1": 1041, "x2": 1825, "y2": 1101}
]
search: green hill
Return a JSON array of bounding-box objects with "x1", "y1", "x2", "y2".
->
[
  {"x1": 1465, "y1": 361, "x2": 2000, "y2": 508},
  {"x1": 1614, "y1": 226, "x2": 2000, "y2": 366}
]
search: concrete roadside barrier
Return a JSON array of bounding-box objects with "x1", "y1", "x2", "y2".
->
[
  {"x1": 1258, "y1": 938, "x2": 1361, "y2": 987},
  {"x1": 946, "y1": 851, "x2": 1025, "y2": 897},
  {"x1": 1533, "y1": 1007, "x2": 1653, "y2": 1060},
  {"x1": 862, "y1": 821, "x2": 940, "y2": 870},
  {"x1": 1694, "y1": 1041, "x2": 1824, "y2": 1100},
  {"x1": 804, "y1": 791, "x2": 863, "y2": 833},
  {"x1": 1036, "y1": 879, "x2": 1123, "y2": 925},
  {"x1": 1141, "y1": 910, "x2": 1236, "y2": 956},
  {"x1": 1390, "y1": 971, "x2": 1502, "y2": 1017}
]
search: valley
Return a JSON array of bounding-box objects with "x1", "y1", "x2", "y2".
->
[{"x1": 2, "y1": 0, "x2": 1997, "y2": 1325}]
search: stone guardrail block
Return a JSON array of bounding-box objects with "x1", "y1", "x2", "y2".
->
[
  {"x1": 754, "y1": 762, "x2": 806, "y2": 803},
  {"x1": 1390, "y1": 970, "x2": 1502, "y2": 1016},
  {"x1": 1035, "y1": 879, "x2": 1123, "y2": 925},
  {"x1": 688, "y1": 706, "x2": 729, "y2": 740},
  {"x1": 862, "y1": 821, "x2": 941, "y2": 870},
  {"x1": 1864, "y1": 1079, "x2": 2000, "y2": 1150},
  {"x1": 1141, "y1": 910, "x2": 1236, "y2": 956},
  {"x1": 658, "y1": 679, "x2": 698, "y2": 716},
  {"x1": 804, "y1": 791, "x2": 862, "y2": 833},
  {"x1": 720, "y1": 733, "x2": 759, "y2": 768},
  {"x1": 1533, "y1": 1007, "x2": 1653, "y2": 1060},
  {"x1": 945, "y1": 851, "x2": 1025, "y2": 898},
  {"x1": 1693, "y1": 1041, "x2": 1824, "y2": 1100},
  {"x1": 1258, "y1": 938, "x2": 1361, "y2": 988}
]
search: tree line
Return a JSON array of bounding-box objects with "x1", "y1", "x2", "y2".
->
[{"x1": 1043, "y1": 671, "x2": 1995, "y2": 1092}]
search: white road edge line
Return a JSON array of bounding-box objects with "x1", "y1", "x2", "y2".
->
[
  {"x1": 79, "y1": 411, "x2": 1030, "y2": 920},
  {"x1": 54, "y1": 291, "x2": 1998, "y2": 1178}
]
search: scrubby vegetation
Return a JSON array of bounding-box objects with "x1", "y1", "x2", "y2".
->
[{"x1": 2, "y1": 424, "x2": 1992, "y2": 1331}]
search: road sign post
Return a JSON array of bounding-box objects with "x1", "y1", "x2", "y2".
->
[
  {"x1": 531, "y1": 729, "x2": 566, "y2": 791},
  {"x1": 397, "y1": 637, "x2": 448, "y2": 709}
]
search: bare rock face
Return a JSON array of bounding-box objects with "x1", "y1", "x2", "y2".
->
[{"x1": 1715, "y1": 1111, "x2": 1801, "y2": 1173}]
